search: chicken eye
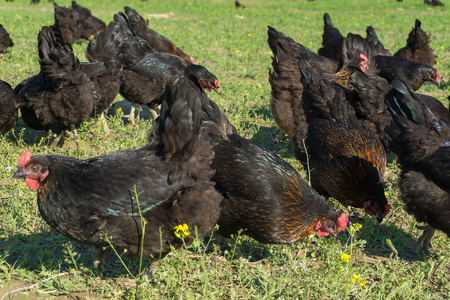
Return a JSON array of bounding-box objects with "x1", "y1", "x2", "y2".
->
[{"x1": 31, "y1": 165, "x2": 38, "y2": 171}]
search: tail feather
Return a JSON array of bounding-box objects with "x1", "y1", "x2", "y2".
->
[
  {"x1": 158, "y1": 75, "x2": 215, "y2": 184},
  {"x1": 407, "y1": 19, "x2": 430, "y2": 49},
  {"x1": 38, "y1": 26, "x2": 83, "y2": 84},
  {"x1": 299, "y1": 59, "x2": 355, "y2": 122},
  {"x1": 385, "y1": 79, "x2": 428, "y2": 127},
  {"x1": 87, "y1": 13, "x2": 149, "y2": 69}
]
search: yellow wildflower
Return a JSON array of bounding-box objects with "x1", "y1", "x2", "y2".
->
[
  {"x1": 441, "y1": 46, "x2": 444, "y2": 49},
  {"x1": 340, "y1": 253, "x2": 350, "y2": 263},
  {"x1": 352, "y1": 274, "x2": 367, "y2": 287},
  {"x1": 352, "y1": 223, "x2": 362, "y2": 231},
  {"x1": 174, "y1": 223, "x2": 190, "y2": 239},
  {"x1": 248, "y1": 33, "x2": 252, "y2": 37},
  {"x1": 235, "y1": 50, "x2": 240, "y2": 53}
]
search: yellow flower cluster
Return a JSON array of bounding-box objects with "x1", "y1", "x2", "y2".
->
[
  {"x1": 340, "y1": 253, "x2": 350, "y2": 263},
  {"x1": 352, "y1": 274, "x2": 367, "y2": 287},
  {"x1": 352, "y1": 223, "x2": 362, "y2": 231},
  {"x1": 173, "y1": 223, "x2": 191, "y2": 239}
]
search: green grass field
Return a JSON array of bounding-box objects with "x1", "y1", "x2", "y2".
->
[{"x1": 0, "y1": 0, "x2": 449, "y2": 299}]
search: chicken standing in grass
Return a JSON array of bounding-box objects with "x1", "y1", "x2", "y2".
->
[
  {"x1": 88, "y1": 13, "x2": 219, "y2": 124},
  {"x1": 192, "y1": 74, "x2": 348, "y2": 250},
  {"x1": 14, "y1": 26, "x2": 106, "y2": 147},
  {"x1": 296, "y1": 59, "x2": 390, "y2": 222},
  {"x1": 385, "y1": 79, "x2": 450, "y2": 252},
  {"x1": 13, "y1": 74, "x2": 222, "y2": 276}
]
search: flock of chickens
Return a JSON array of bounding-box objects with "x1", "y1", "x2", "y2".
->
[{"x1": 1, "y1": 1, "x2": 449, "y2": 277}]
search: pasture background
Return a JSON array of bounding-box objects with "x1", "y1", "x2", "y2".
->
[{"x1": 0, "y1": 0, "x2": 449, "y2": 298}]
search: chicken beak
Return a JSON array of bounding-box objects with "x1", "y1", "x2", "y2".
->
[
  {"x1": 12, "y1": 167, "x2": 26, "y2": 179},
  {"x1": 213, "y1": 87, "x2": 219, "y2": 93}
]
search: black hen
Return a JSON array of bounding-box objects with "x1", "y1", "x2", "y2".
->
[
  {"x1": 424, "y1": 0, "x2": 445, "y2": 6},
  {"x1": 0, "y1": 24, "x2": 14, "y2": 54},
  {"x1": 267, "y1": 25, "x2": 341, "y2": 137},
  {"x1": 90, "y1": 13, "x2": 219, "y2": 124},
  {"x1": 124, "y1": 7, "x2": 194, "y2": 63},
  {"x1": 0, "y1": 80, "x2": 23, "y2": 133},
  {"x1": 194, "y1": 75, "x2": 348, "y2": 247},
  {"x1": 374, "y1": 55, "x2": 440, "y2": 91},
  {"x1": 385, "y1": 79, "x2": 450, "y2": 252},
  {"x1": 394, "y1": 19, "x2": 436, "y2": 67},
  {"x1": 317, "y1": 13, "x2": 343, "y2": 60},
  {"x1": 296, "y1": 60, "x2": 390, "y2": 222},
  {"x1": 15, "y1": 26, "x2": 105, "y2": 145},
  {"x1": 71, "y1": 1, "x2": 106, "y2": 40},
  {"x1": 54, "y1": 2, "x2": 105, "y2": 45},
  {"x1": 13, "y1": 75, "x2": 222, "y2": 273},
  {"x1": 269, "y1": 25, "x2": 367, "y2": 141}
]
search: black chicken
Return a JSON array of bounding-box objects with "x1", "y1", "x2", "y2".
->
[
  {"x1": 268, "y1": 26, "x2": 340, "y2": 76},
  {"x1": 0, "y1": 24, "x2": 14, "y2": 54},
  {"x1": 317, "y1": 13, "x2": 343, "y2": 61},
  {"x1": 268, "y1": 24, "x2": 368, "y2": 141},
  {"x1": 394, "y1": 19, "x2": 436, "y2": 67},
  {"x1": 385, "y1": 79, "x2": 450, "y2": 252},
  {"x1": 0, "y1": 80, "x2": 23, "y2": 133},
  {"x1": 71, "y1": 1, "x2": 106, "y2": 40},
  {"x1": 296, "y1": 60, "x2": 390, "y2": 222},
  {"x1": 268, "y1": 25, "x2": 342, "y2": 137},
  {"x1": 13, "y1": 74, "x2": 222, "y2": 274},
  {"x1": 374, "y1": 55, "x2": 440, "y2": 91},
  {"x1": 193, "y1": 75, "x2": 348, "y2": 248},
  {"x1": 89, "y1": 13, "x2": 219, "y2": 124},
  {"x1": 14, "y1": 26, "x2": 106, "y2": 146},
  {"x1": 124, "y1": 7, "x2": 194, "y2": 63},
  {"x1": 424, "y1": 0, "x2": 445, "y2": 6},
  {"x1": 54, "y1": 1, "x2": 105, "y2": 45}
]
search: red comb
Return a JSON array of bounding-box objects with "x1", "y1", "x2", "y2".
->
[
  {"x1": 214, "y1": 79, "x2": 220, "y2": 88},
  {"x1": 18, "y1": 150, "x2": 32, "y2": 167},
  {"x1": 437, "y1": 70, "x2": 441, "y2": 80},
  {"x1": 337, "y1": 213, "x2": 348, "y2": 232},
  {"x1": 360, "y1": 53, "x2": 368, "y2": 62}
]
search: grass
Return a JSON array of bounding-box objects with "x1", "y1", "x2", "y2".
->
[{"x1": 0, "y1": 0, "x2": 450, "y2": 299}]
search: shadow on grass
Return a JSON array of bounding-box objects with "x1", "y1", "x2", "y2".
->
[
  {"x1": 337, "y1": 215, "x2": 426, "y2": 262},
  {"x1": 107, "y1": 100, "x2": 156, "y2": 124},
  {"x1": 0, "y1": 231, "x2": 146, "y2": 278},
  {"x1": 220, "y1": 215, "x2": 428, "y2": 264}
]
